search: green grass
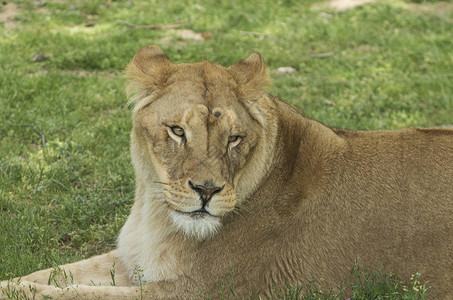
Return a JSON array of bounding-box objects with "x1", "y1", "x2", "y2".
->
[
  {"x1": 1, "y1": 0, "x2": 451, "y2": 298},
  {"x1": 271, "y1": 264, "x2": 428, "y2": 300}
]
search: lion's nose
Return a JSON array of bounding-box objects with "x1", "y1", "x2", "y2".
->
[{"x1": 188, "y1": 181, "x2": 223, "y2": 207}]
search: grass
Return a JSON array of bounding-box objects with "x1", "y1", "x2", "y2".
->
[
  {"x1": 0, "y1": 0, "x2": 451, "y2": 298},
  {"x1": 271, "y1": 264, "x2": 429, "y2": 299}
]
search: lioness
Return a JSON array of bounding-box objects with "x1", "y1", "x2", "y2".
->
[{"x1": 1, "y1": 45, "x2": 452, "y2": 299}]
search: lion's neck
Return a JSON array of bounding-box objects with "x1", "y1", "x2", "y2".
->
[
  {"x1": 117, "y1": 183, "x2": 193, "y2": 284},
  {"x1": 250, "y1": 100, "x2": 346, "y2": 210}
]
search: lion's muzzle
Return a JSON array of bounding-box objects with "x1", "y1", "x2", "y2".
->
[{"x1": 188, "y1": 180, "x2": 224, "y2": 208}]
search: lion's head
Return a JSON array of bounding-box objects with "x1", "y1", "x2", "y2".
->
[{"x1": 126, "y1": 45, "x2": 277, "y2": 240}]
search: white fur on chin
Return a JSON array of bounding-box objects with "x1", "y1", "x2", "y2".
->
[{"x1": 170, "y1": 211, "x2": 222, "y2": 240}]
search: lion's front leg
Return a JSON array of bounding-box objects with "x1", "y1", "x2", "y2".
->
[
  {"x1": 1, "y1": 279, "x2": 147, "y2": 300},
  {"x1": 1, "y1": 277, "x2": 183, "y2": 300},
  {"x1": 17, "y1": 250, "x2": 131, "y2": 287}
]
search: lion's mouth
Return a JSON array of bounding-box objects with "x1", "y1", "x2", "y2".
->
[
  {"x1": 169, "y1": 208, "x2": 222, "y2": 240},
  {"x1": 190, "y1": 211, "x2": 209, "y2": 219},
  {"x1": 176, "y1": 207, "x2": 214, "y2": 219}
]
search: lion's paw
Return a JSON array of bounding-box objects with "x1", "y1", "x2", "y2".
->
[{"x1": 0, "y1": 279, "x2": 80, "y2": 300}]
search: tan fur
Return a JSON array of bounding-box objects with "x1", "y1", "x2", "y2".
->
[{"x1": 2, "y1": 45, "x2": 452, "y2": 299}]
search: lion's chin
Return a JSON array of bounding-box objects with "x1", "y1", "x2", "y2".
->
[{"x1": 169, "y1": 210, "x2": 222, "y2": 240}]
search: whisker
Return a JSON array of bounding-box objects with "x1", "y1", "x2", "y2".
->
[
  {"x1": 153, "y1": 181, "x2": 170, "y2": 185},
  {"x1": 231, "y1": 209, "x2": 247, "y2": 221}
]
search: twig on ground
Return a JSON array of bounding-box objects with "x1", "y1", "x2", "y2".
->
[
  {"x1": 116, "y1": 20, "x2": 189, "y2": 30},
  {"x1": 311, "y1": 51, "x2": 334, "y2": 58}
]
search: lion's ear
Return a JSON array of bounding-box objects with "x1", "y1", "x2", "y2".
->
[
  {"x1": 126, "y1": 45, "x2": 174, "y2": 106},
  {"x1": 228, "y1": 53, "x2": 270, "y2": 100}
]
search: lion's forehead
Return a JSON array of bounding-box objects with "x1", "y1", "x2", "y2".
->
[{"x1": 180, "y1": 104, "x2": 238, "y2": 129}]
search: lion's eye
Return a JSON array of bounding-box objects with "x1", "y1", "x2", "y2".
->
[
  {"x1": 171, "y1": 126, "x2": 185, "y2": 137},
  {"x1": 228, "y1": 135, "x2": 242, "y2": 149},
  {"x1": 228, "y1": 136, "x2": 240, "y2": 143}
]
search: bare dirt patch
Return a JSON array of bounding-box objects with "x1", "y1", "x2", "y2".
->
[
  {"x1": 0, "y1": 2, "x2": 19, "y2": 29},
  {"x1": 157, "y1": 29, "x2": 211, "y2": 48},
  {"x1": 312, "y1": 0, "x2": 378, "y2": 12},
  {"x1": 403, "y1": 1, "x2": 453, "y2": 21},
  {"x1": 329, "y1": 0, "x2": 377, "y2": 12}
]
